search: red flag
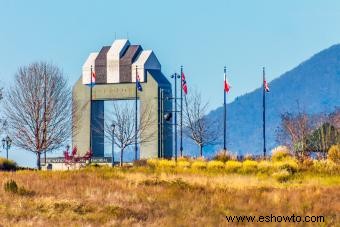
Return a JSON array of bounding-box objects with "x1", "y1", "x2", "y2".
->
[
  {"x1": 91, "y1": 71, "x2": 96, "y2": 84},
  {"x1": 224, "y1": 72, "x2": 230, "y2": 93},
  {"x1": 181, "y1": 72, "x2": 188, "y2": 94},
  {"x1": 263, "y1": 79, "x2": 270, "y2": 92}
]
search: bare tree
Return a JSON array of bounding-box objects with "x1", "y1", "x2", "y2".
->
[
  {"x1": 101, "y1": 101, "x2": 156, "y2": 166},
  {"x1": 4, "y1": 62, "x2": 75, "y2": 170},
  {"x1": 183, "y1": 90, "x2": 218, "y2": 157},
  {"x1": 276, "y1": 112, "x2": 312, "y2": 159}
]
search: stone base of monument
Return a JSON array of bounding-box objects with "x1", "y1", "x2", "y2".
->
[{"x1": 40, "y1": 157, "x2": 120, "y2": 171}]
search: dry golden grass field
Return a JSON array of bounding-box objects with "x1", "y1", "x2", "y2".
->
[{"x1": 0, "y1": 160, "x2": 339, "y2": 227}]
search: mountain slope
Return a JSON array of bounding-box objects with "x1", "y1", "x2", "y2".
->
[{"x1": 190, "y1": 44, "x2": 340, "y2": 156}]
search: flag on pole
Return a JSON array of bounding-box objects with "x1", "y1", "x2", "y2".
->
[
  {"x1": 263, "y1": 79, "x2": 270, "y2": 92},
  {"x1": 91, "y1": 71, "x2": 96, "y2": 83},
  {"x1": 87, "y1": 71, "x2": 96, "y2": 87},
  {"x1": 224, "y1": 71, "x2": 230, "y2": 93},
  {"x1": 136, "y1": 71, "x2": 143, "y2": 92},
  {"x1": 181, "y1": 72, "x2": 188, "y2": 94}
]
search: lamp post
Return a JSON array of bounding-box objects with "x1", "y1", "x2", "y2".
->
[
  {"x1": 111, "y1": 123, "x2": 115, "y2": 167},
  {"x1": 2, "y1": 136, "x2": 12, "y2": 160},
  {"x1": 170, "y1": 73, "x2": 180, "y2": 162}
]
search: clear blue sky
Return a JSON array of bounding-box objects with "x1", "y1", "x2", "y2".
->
[
  {"x1": 1, "y1": 0, "x2": 340, "y2": 166},
  {"x1": 1, "y1": 0, "x2": 340, "y2": 109}
]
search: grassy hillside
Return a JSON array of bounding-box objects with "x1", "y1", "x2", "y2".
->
[{"x1": 0, "y1": 162, "x2": 339, "y2": 226}]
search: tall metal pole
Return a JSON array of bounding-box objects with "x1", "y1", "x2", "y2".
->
[
  {"x1": 90, "y1": 65, "x2": 93, "y2": 154},
  {"x1": 174, "y1": 73, "x2": 178, "y2": 162},
  {"x1": 223, "y1": 66, "x2": 227, "y2": 152},
  {"x1": 135, "y1": 66, "x2": 138, "y2": 161},
  {"x1": 112, "y1": 127, "x2": 114, "y2": 167},
  {"x1": 180, "y1": 66, "x2": 183, "y2": 157},
  {"x1": 171, "y1": 73, "x2": 179, "y2": 162},
  {"x1": 262, "y1": 67, "x2": 266, "y2": 158},
  {"x1": 160, "y1": 89, "x2": 164, "y2": 158}
]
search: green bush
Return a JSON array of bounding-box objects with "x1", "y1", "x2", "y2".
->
[
  {"x1": 0, "y1": 158, "x2": 17, "y2": 171},
  {"x1": 313, "y1": 160, "x2": 339, "y2": 174},
  {"x1": 4, "y1": 179, "x2": 18, "y2": 193},
  {"x1": 272, "y1": 170, "x2": 292, "y2": 182},
  {"x1": 3, "y1": 179, "x2": 35, "y2": 196},
  {"x1": 257, "y1": 160, "x2": 273, "y2": 174},
  {"x1": 191, "y1": 161, "x2": 207, "y2": 170},
  {"x1": 158, "y1": 159, "x2": 176, "y2": 168},
  {"x1": 177, "y1": 161, "x2": 190, "y2": 169},
  {"x1": 207, "y1": 160, "x2": 224, "y2": 170},
  {"x1": 225, "y1": 161, "x2": 242, "y2": 173},
  {"x1": 177, "y1": 156, "x2": 190, "y2": 162},
  {"x1": 241, "y1": 160, "x2": 258, "y2": 174},
  {"x1": 271, "y1": 146, "x2": 291, "y2": 162},
  {"x1": 274, "y1": 160, "x2": 298, "y2": 173},
  {"x1": 328, "y1": 145, "x2": 340, "y2": 164},
  {"x1": 298, "y1": 158, "x2": 314, "y2": 171},
  {"x1": 146, "y1": 159, "x2": 158, "y2": 168}
]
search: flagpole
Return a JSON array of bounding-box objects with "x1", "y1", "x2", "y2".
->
[
  {"x1": 90, "y1": 65, "x2": 93, "y2": 153},
  {"x1": 262, "y1": 67, "x2": 266, "y2": 158},
  {"x1": 43, "y1": 65, "x2": 47, "y2": 165},
  {"x1": 174, "y1": 73, "x2": 177, "y2": 162},
  {"x1": 180, "y1": 66, "x2": 183, "y2": 157},
  {"x1": 88, "y1": 65, "x2": 93, "y2": 162},
  {"x1": 223, "y1": 66, "x2": 227, "y2": 152},
  {"x1": 171, "y1": 73, "x2": 179, "y2": 162},
  {"x1": 135, "y1": 66, "x2": 138, "y2": 161}
]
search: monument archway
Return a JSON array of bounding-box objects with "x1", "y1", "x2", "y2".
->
[{"x1": 72, "y1": 39, "x2": 173, "y2": 159}]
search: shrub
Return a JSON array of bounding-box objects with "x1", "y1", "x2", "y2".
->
[
  {"x1": 298, "y1": 158, "x2": 314, "y2": 171},
  {"x1": 133, "y1": 159, "x2": 148, "y2": 167},
  {"x1": 213, "y1": 150, "x2": 234, "y2": 162},
  {"x1": 271, "y1": 146, "x2": 291, "y2": 162},
  {"x1": 272, "y1": 170, "x2": 292, "y2": 183},
  {"x1": 313, "y1": 160, "x2": 339, "y2": 174},
  {"x1": 0, "y1": 158, "x2": 17, "y2": 171},
  {"x1": 4, "y1": 179, "x2": 18, "y2": 193},
  {"x1": 3, "y1": 179, "x2": 35, "y2": 196},
  {"x1": 191, "y1": 161, "x2": 207, "y2": 170},
  {"x1": 241, "y1": 160, "x2": 258, "y2": 174},
  {"x1": 207, "y1": 160, "x2": 224, "y2": 170},
  {"x1": 178, "y1": 156, "x2": 190, "y2": 162},
  {"x1": 257, "y1": 161, "x2": 273, "y2": 174},
  {"x1": 274, "y1": 160, "x2": 298, "y2": 174},
  {"x1": 146, "y1": 159, "x2": 159, "y2": 168},
  {"x1": 177, "y1": 161, "x2": 190, "y2": 169},
  {"x1": 158, "y1": 159, "x2": 176, "y2": 168},
  {"x1": 328, "y1": 145, "x2": 340, "y2": 164},
  {"x1": 225, "y1": 161, "x2": 242, "y2": 173}
]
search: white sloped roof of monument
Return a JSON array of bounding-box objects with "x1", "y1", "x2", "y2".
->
[
  {"x1": 82, "y1": 52, "x2": 98, "y2": 69},
  {"x1": 107, "y1": 39, "x2": 130, "y2": 59},
  {"x1": 131, "y1": 50, "x2": 161, "y2": 82},
  {"x1": 132, "y1": 50, "x2": 161, "y2": 69},
  {"x1": 82, "y1": 52, "x2": 98, "y2": 84}
]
